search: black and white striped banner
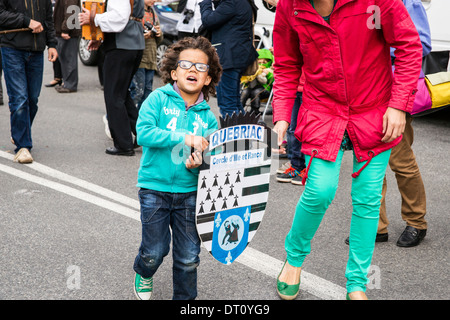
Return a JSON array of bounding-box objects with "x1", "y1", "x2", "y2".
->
[{"x1": 196, "y1": 123, "x2": 272, "y2": 265}]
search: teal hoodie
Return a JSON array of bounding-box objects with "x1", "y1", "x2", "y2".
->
[{"x1": 136, "y1": 83, "x2": 218, "y2": 193}]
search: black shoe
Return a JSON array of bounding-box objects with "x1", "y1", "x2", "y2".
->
[
  {"x1": 133, "y1": 137, "x2": 140, "y2": 149},
  {"x1": 105, "y1": 146, "x2": 135, "y2": 156},
  {"x1": 345, "y1": 233, "x2": 388, "y2": 245},
  {"x1": 396, "y1": 226, "x2": 426, "y2": 247},
  {"x1": 55, "y1": 86, "x2": 77, "y2": 93},
  {"x1": 45, "y1": 79, "x2": 62, "y2": 87}
]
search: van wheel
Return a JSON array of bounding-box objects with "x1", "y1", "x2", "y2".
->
[
  {"x1": 156, "y1": 39, "x2": 174, "y2": 74},
  {"x1": 79, "y1": 38, "x2": 99, "y2": 66}
]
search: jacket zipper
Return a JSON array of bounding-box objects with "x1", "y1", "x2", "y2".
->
[
  {"x1": 29, "y1": 0, "x2": 37, "y2": 50},
  {"x1": 171, "y1": 109, "x2": 189, "y2": 193}
]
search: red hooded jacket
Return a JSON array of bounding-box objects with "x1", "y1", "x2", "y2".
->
[{"x1": 272, "y1": 0, "x2": 422, "y2": 164}]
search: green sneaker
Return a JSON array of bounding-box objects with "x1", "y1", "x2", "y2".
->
[{"x1": 134, "y1": 273, "x2": 153, "y2": 300}]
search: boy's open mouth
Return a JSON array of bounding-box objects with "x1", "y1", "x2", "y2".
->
[{"x1": 187, "y1": 75, "x2": 198, "y2": 82}]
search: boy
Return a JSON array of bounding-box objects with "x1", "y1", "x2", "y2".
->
[
  {"x1": 240, "y1": 48, "x2": 274, "y2": 114},
  {"x1": 133, "y1": 37, "x2": 222, "y2": 300}
]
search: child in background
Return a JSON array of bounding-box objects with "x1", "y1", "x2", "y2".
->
[
  {"x1": 240, "y1": 48, "x2": 274, "y2": 114},
  {"x1": 132, "y1": 36, "x2": 222, "y2": 300},
  {"x1": 130, "y1": 0, "x2": 163, "y2": 110}
]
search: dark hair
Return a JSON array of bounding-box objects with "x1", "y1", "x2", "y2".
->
[{"x1": 160, "y1": 36, "x2": 222, "y2": 101}]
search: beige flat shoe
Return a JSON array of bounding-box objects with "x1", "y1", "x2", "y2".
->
[{"x1": 14, "y1": 148, "x2": 33, "y2": 164}]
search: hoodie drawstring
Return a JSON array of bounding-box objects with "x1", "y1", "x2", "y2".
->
[
  {"x1": 351, "y1": 151, "x2": 375, "y2": 178},
  {"x1": 302, "y1": 149, "x2": 318, "y2": 185}
]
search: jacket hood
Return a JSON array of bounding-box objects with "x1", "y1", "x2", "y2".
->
[
  {"x1": 159, "y1": 83, "x2": 211, "y2": 111},
  {"x1": 258, "y1": 48, "x2": 274, "y2": 68}
]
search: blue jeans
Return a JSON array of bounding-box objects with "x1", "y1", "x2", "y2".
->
[
  {"x1": 133, "y1": 189, "x2": 200, "y2": 300},
  {"x1": 129, "y1": 68, "x2": 155, "y2": 110},
  {"x1": 216, "y1": 68, "x2": 245, "y2": 118},
  {"x1": 287, "y1": 92, "x2": 306, "y2": 171},
  {"x1": 1, "y1": 47, "x2": 44, "y2": 152}
]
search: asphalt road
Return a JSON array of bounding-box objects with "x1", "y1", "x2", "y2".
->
[{"x1": 0, "y1": 55, "x2": 448, "y2": 302}]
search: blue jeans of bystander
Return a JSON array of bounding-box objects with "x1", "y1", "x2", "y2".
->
[
  {"x1": 1, "y1": 47, "x2": 43, "y2": 153},
  {"x1": 287, "y1": 92, "x2": 306, "y2": 171},
  {"x1": 216, "y1": 68, "x2": 245, "y2": 118},
  {"x1": 130, "y1": 68, "x2": 155, "y2": 110}
]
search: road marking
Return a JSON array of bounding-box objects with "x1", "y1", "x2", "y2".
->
[
  {"x1": 0, "y1": 162, "x2": 140, "y2": 221},
  {"x1": 0, "y1": 150, "x2": 346, "y2": 300}
]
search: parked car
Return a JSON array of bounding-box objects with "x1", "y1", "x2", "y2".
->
[
  {"x1": 78, "y1": 1, "x2": 275, "y2": 68},
  {"x1": 79, "y1": 38, "x2": 99, "y2": 66},
  {"x1": 154, "y1": 2, "x2": 180, "y2": 72}
]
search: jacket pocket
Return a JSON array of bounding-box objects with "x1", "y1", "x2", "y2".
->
[
  {"x1": 138, "y1": 189, "x2": 163, "y2": 223},
  {"x1": 349, "y1": 105, "x2": 385, "y2": 151},
  {"x1": 295, "y1": 107, "x2": 333, "y2": 148}
]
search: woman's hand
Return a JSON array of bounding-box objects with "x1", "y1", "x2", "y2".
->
[
  {"x1": 272, "y1": 120, "x2": 289, "y2": 154},
  {"x1": 382, "y1": 107, "x2": 406, "y2": 143}
]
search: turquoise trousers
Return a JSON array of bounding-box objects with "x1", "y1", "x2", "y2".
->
[{"x1": 285, "y1": 149, "x2": 391, "y2": 293}]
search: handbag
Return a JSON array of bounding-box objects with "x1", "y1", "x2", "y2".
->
[
  {"x1": 424, "y1": 71, "x2": 450, "y2": 109},
  {"x1": 410, "y1": 70, "x2": 432, "y2": 116}
]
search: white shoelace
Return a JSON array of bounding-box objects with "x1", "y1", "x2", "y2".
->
[{"x1": 139, "y1": 277, "x2": 153, "y2": 290}]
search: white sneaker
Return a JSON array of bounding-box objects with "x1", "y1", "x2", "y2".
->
[
  {"x1": 277, "y1": 161, "x2": 291, "y2": 174},
  {"x1": 103, "y1": 114, "x2": 112, "y2": 140},
  {"x1": 14, "y1": 148, "x2": 33, "y2": 164}
]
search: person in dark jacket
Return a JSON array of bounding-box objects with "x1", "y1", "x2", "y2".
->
[
  {"x1": 200, "y1": 0, "x2": 258, "y2": 118},
  {"x1": 0, "y1": 0, "x2": 58, "y2": 163},
  {"x1": 53, "y1": 0, "x2": 81, "y2": 93}
]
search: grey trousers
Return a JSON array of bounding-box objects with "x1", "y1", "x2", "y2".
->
[{"x1": 56, "y1": 37, "x2": 79, "y2": 91}]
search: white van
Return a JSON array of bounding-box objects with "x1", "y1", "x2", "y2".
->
[
  {"x1": 422, "y1": 0, "x2": 450, "y2": 52},
  {"x1": 254, "y1": 0, "x2": 276, "y2": 49},
  {"x1": 254, "y1": 0, "x2": 450, "y2": 53}
]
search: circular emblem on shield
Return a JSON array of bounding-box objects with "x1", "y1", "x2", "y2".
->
[{"x1": 217, "y1": 215, "x2": 244, "y2": 251}]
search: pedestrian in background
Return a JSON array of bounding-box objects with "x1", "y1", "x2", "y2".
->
[
  {"x1": 45, "y1": 0, "x2": 63, "y2": 88},
  {"x1": 0, "y1": 0, "x2": 58, "y2": 163},
  {"x1": 44, "y1": 58, "x2": 63, "y2": 87},
  {"x1": 53, "y1": 0, "x2": 81, "y2": 93},
  {"x1": 200, "y1": 0, "x2": 258, "y2": 118},
  {"x1": 380, "y1": 0, "x2": 431, "y2": 247},
  {"x1": 0, "y1": 53, "x2": 3, "y2": 106},
  {"x1": 130, "y1": 0, "x2": 163, "y2": 110},
  {"x1": 79, "y1": 0, "x2": 145, "y2": 156}
]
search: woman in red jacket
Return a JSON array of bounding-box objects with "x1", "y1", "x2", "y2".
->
[{"x1": 272, "y1": 0, "x2": 422, "y2": 300}]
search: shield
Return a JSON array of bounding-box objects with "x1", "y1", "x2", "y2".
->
[{"x1": 195, "y1": 112, "x2": 274, "y2": 264}]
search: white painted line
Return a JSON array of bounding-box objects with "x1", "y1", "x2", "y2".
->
[
  {"x1": 0, "y1": 151, "x2": 140, "y2": 210},
  {"x1": 236, "y1": 247, "x2": 346, "y2": 300},
  {"x1": 0, "y1": 162, "x2": 140, "y2": 221},
  {"x1": 0, "y1": 151, "x2": 347, "y2": 299}
]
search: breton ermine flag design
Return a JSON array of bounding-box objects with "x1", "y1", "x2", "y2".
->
[{"x1": 195, "y1": 112, "x2": 274, "y2": 265}]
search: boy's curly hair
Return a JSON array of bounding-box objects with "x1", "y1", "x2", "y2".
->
[{"x1": 160, "y1": 36, "x2": 222, "y2": 101}]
